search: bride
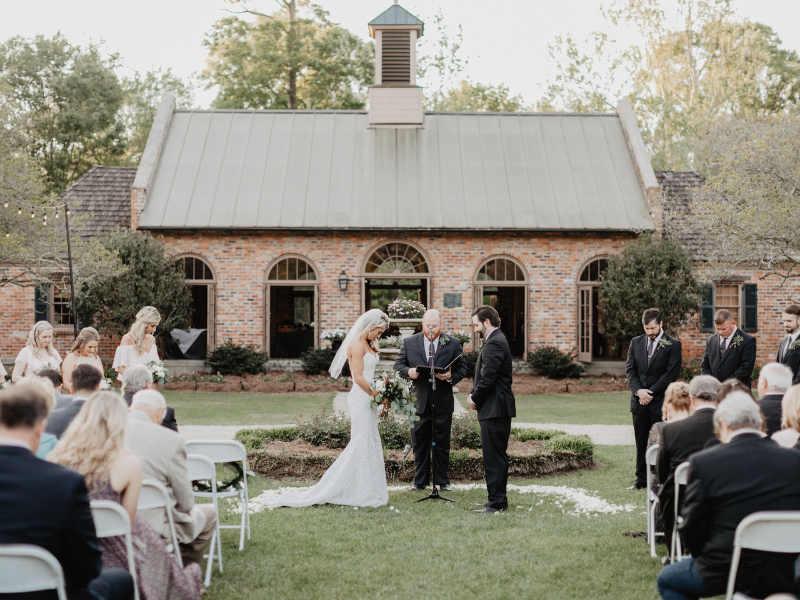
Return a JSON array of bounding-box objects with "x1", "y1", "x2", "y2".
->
[{"x1": 260, "y1": 309, "x2": 390, "y2": 508}]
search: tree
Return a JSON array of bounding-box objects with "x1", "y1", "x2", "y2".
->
[
  {"x1": 0, "y1": 34, "x2": 126, "y2": 193},
  {"x1": 432, "y1": 81, "x2": 526, "y2": 112},
  {"x1": 76, "y1": 230, "x2": 192, "y2": 346},
  {"x1": 599, "y1": 235, "x2": 704, "y2": 350},
  {"x1": 539, "y1": 0, "x2": 800, "y2": 170},
  {"x1": 202, "y1": 1, "x2": 374, "y2": 110}
]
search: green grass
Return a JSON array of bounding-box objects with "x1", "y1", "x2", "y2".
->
[
  {"x1": 206, "y1": 445, "x2": 663, "y2": 600},
  {"x1": 162, "y1": 392, "x2": 335, "y2": 425},
  {"x1": 458, "y1": 392, "x2": 632, "y2": 425}
]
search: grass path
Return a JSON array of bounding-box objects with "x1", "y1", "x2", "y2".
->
[
  {"x1": 161, "y1": 392, "x2": 334, "y2": 426},
  {"x1": 506, "y1": 392, "x2": 631, "y2": 425}
]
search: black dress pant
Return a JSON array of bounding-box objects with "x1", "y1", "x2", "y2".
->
[
  {"x1": 479, "y1": 417, "x2": 512, "y2": 510},
  {"x1": 73, "y1": 568, "x2": 134, "y2": 600},
  {"x1": 632, "y1": 410, "x2": 662, "y2": 485},
  {"x1": 411, "y1": 408, "x2": 453, "y2": 487}
]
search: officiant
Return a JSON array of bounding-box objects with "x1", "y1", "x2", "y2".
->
[{"x1": 395, "y1": 309, "x2": 467, "y2": 491}]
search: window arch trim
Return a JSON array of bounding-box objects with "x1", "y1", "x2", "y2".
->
[
  {"x1": 360, "y1": 240, "x2": 432, "y2": 278},
  {"x1": 473, "y1": 255, "x2": 529, "y2": 284},
  {"x1": 264, "y1": 254, "x2": 320, "y2": 284},
  {"x1": 172, "y1": 253, "x2": 217, "y2": 283},
  {"x1": 576, "y1": 255, "x2": 611, "y2": 285}
]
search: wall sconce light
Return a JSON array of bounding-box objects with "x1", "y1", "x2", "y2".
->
[{"x1": 337, "y1": 270, "x2": 350, "y2": 292}]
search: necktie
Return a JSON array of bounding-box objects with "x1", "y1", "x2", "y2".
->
[
  {"x1": 647, "y1": 338, "x2": 653, "y2": 357},
  {"x1": 720, "y1": 338, "x2": 727, "y2": 352}
]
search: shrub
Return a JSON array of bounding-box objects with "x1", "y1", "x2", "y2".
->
[
  {"x1": 205, "y1": 338, "x2": 267, "y2": 376},
  {"x1": 299, "y1": 348, "x2": 351, "y2": 377},
  {"x1": 751, "y1": 361, "x2": 763, "y2": 382},
  {"x1": 512, "y1": 428, "x2": 564, "y2": 442},
  {"x1": 544, "y1": 434, "x2": 594, "y2": 456},
  {"x1": 528, "y1": 346, "x2": 586, "y2": 379},
  {"x1": 378, "y1": 417, "x2": 412, "y2": 449},
  {"x1": 451, "y1": 412, "x2": 482, "y2": 449},
  {"x1": 295, "y1": 409, "x2": 351, "y2": 448},
  {"x1": 235, "y1": 427, "x2": 298, "y2": 450},
  {"x1": 680, "y1": 358, "x2": 702, "y2": 382},
  {"x1": 462, "y1": 351, "x2": 480, "y2": 379}
]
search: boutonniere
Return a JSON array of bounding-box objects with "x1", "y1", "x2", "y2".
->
[
  {"x1": 789, "y1": 338, "x2": 800, "y2": 352},
  {"x1": 658, "y1": 338, "x2": 672, "y2": 349},
  {"x1": 439, "y1": 334, "x2": 450, "y2": 346},
  {"x1": 730, "y1": 334, "x2": 744, "y2": 349}
]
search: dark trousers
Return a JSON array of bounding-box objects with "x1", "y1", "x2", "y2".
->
[
  {"x1": 411, "y1": 409, "x2": 453, "y2": 487},
  {"x1": 479, "y1": 417, "x2": 512, "y2": 510},
  {"x1": 73, "y1": 568, "x2": 134, "y2": 600},
  {"x1": 633, "y1": 411, "x2": 661, "y2": 485}
]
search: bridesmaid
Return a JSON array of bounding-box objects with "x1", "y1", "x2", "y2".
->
[
  {"x1": 61, "y1": 327, "x2": 105, "y2": 393},
  {"x1": 12, "y1": 322, "x2": 62, "y2": 382},
  {"x1": 113, "y1": 306, "x2": 161, "y2": 379}
]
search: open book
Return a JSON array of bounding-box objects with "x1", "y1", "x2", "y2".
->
[{"x1": 415, "y1": 353, "x2": 463, "y2": 377}]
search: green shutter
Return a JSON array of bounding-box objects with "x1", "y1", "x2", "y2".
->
[
  {"x1": 743, "y1": 283, "x2": 757, "y2": 332},
  {"x1": 34, "y1": 287, "x2": 49, "y2": 323},
  {"x1": 700, "y1": 284, "x2": 714, "y2": 332}
]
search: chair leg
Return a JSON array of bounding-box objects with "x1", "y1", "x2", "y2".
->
[
  {"x1": 204, "y1": 532, "x2": 215, "y2": 587},
  {"x1": 216, "y1": 520, "x2": 223, "y2": 572},
  {"x1": 238, "y1": 489, "x2": 246, "y2": 551},
  {"x1": 649, "y1": 503, "x2": 657, "y2": 558}
]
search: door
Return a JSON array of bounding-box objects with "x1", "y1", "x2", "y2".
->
[{"x1": 577, "y1": 285, "x2": 593, "y2": 362}]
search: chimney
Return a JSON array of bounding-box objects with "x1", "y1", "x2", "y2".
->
[{"x1": 367, "y1": 2, "x2": 424, "y2": 127}]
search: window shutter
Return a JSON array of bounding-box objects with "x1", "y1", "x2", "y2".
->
[
  {"x1": 34, "y1": 287, "x2": 49, "y2": 323},
  {"x1": 743, "y1": 283, "x2": 757, "y2": 332},
  {"x1": 381, "y1": 31, "x2": 411, "y2": 83},
  {"x1": 700, "y1": 284, "x2": 714, "y2": 332}
]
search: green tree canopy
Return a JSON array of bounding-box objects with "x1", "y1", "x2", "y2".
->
[
  {"x1": 599, "y1": 235, "x2": 704, "y2": 349},
  {"x1": 432, "y1": 80, "x2": 526, "y2": 112}
]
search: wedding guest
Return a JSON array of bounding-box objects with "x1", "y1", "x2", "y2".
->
[
  {"x1": 49, "y1": 392, "x2": 202, "y2": 600},
  {"x1": 127, "y1": 390, "x2": 216, "y2": 566},
  {"x1": 45, "y1": 363, "x2": 102, "y2": 439},
  {"x1": 772, "y1": 384, "x2": 800, "y2": 448},
  {"x1": 777, "y1": 304, "x2": 800, "y2": 385},
  {"x1": 756, "y1": 363, "x2": 792, "y2": 437},
  {"x1": 24, "y1": 376, "x2": 60, "y2": 459},
  {"x1": 647, "y1": 382, "x2": 692, "y2": 486},
  {"x1": 122, "y1": 365, "x2": 178, "y2": 432},
  {"x1": 37, "y1": 367, "x2": 73, "y2": 409},
  {"x1": 715, "y1": 379, "x2": 754, "y2": 404},
  {"x1": 0, "y1": 383, "x2": 134, "y2": 600},
  {"x1": 12, "y1": 321, "x2": 62, "y2": 382},
  {"x1": 113, "y1": 306, "x2": 161, "y2": 379},
  {"x1": 657, "y1": 393, "x2": 800, "y2": 600},
  {"x1": 62, "y1": 327, "x2": 104, "y2": 394}
]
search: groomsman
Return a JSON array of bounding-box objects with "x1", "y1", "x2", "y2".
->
[
  {"x1": 777, "y1": 304, "x2": 800, "y2": 385},
  {"x1": 625, "y1": 308, "x2": 682, "y2": 490},
  {"x1": 700, "y1": 309, "x2": 756, "y2": 386}
]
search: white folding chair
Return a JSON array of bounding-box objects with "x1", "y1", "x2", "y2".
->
[
  {"x1": 139, "y1": 479, "x2": 183, "y2": 568},
  {"x1": 725, "y1": 511, "x2": 800, "y2": 600},
  {"x1": 186, "y1": 440, "x2": 251, "y2": 551},
  {"x1": 0, "y1": 544, "x2": 67, "y2": 600},
  {"x1": 187, "y1": 454, "x2": 222, "y2": 587},
  {"x1": 646, "y1": 444, "x2": 663, "y2": 558},
  {"x1": 90, "y1": 500, "x2": 140, "y2": 600},
  {"x1": 671, "y1": 461, "x2": 691, "y2": 562}
]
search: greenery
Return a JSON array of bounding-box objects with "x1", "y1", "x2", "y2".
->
[
  {"x1": 377, "y1": 417, "x2": 412, "y2": 450},
  {"x1": 377, "y1": 335, "x2": 403, "y2": 349},
  {"x1": 512, "y1": 428, "x2": 564, "y2": 442},
  {"x1": 236, "y1": 426, "x2": 298, "y2": 450},
  {"x1": 462, "y1": 351, "x2": 480, "y2": 379},
  {"x1": 751, "y1": 361, "x2": 763, "y2": 382},
  {"x1": 680, "y1": 358, "x2": 702, "y2": 382},
  {"x1": 161, "y1": 392, "x2": 334, "y2": 426},
  {"x1": 76, "y1": 230, "x2": 192, "y2": 346},
  {"x1": 294, "y1": 409, "x2": 351, "y2": 448},
  {"x1": 300, "y1": 348, "x2": 333, "y2": 376},
  {"x1": 206, "y1": 338, "x2": 267, "y2": 376},
  {"x1": 598, "y1": 235, "x2": 704, "y2": 352},
  {"x1": 387, "y1": 298, "x2": 426, "y2": 319},
  {"x1": 450, "y1": 412, "x2": 482, "y2": 450},
  {"x1": 473, "y1": 392, "x2": 633, "y2": 426},
  {"x1": 528, "y1": 346, "x2": 587, "y2": 379},
  {"x1": 433, "y1": 80, "x2": 526, "y2": 112}
]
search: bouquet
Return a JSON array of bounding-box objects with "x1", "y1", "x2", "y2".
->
[
  {"x1": 387, "y1": 298, "x2": 426, "y2": 319},
  {"x1": 144, "y1": 360, "x2": 171, "y2": 384},
  {"x1": 99, "y1": 377, "x2": 115, "y2": 391},
  {"x1": 371, "y1": 371, "x2": 420, "y2": 426}
]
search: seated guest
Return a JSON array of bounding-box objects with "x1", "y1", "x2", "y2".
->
[
  {"x1": 656, "y1": 375, "x2": 721, "y2": 553},
  {"x1": 37, "y1": 368, "x2": 72, "y2": 410},
  {"x1": 657, "y1": 393, "x2": 800, "y2": 600},
  {"x1": 49, "y1": 392, "x2": 202, "y2": 600},
  {"x1": 20, "y1": 376, "x2": 60, "y2": 459},
  {"x1": 45, "y1": 364, "x2": 101, "y2": 439},
  {"x1": 648, "y1": 382, "x2": 692, "y2": 490},
  {"x1": 0, "y1": 382, "x2": 134, "y2": 600},
  {"x1": 773, "y1": 385, "x2": 800, "y2": 448},
  {"x1": 127, "y1": 390, "x2": 217, "y2": 566},
  {"x1": 715, "y1": 379, "x2": 755, "y2": 404},
  {"x1": 756, "y1": 363, "x2": 793, "y2": 437},
  {"x1": 122, "y1": 365, "x2": 178, "y2": 432}
]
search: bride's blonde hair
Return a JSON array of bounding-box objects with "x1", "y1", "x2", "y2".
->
[
  {"x1": 48, "y1": 392, "x2": 129, "y2": 489},
  {"x1": 26, "y1": 321, "x2": 58, "y2": 358},
  {"x1": 127, "y1": 306, "x2": 161, "y2": 354}
]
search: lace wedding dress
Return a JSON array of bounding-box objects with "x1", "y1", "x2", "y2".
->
[{"x1": 260, "y1": 352, "x2": 389, "y2": 508}]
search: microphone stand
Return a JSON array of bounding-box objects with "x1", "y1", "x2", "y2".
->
[{"x1": 416, "y1": 325, "x2": 454, "y2": 503}]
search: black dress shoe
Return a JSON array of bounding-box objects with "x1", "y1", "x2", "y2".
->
[
  {"x1": 472, "y1": 507, "x2": 502, "y2": 514},
  {"x1": 472, "y1": 502, "x2": 488, "y2": 508},
  {"x1": 627, "y1": 481, "x2": 646, "y2": 490},
  {"x1": 438, "y1": 484, "x2": 453, "y2": 492},
  {"x1": 409, "y1": 485, "x2": 427, "y2": 491}
]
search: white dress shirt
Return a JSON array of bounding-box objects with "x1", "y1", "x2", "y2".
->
[
  {"x1": 719, "y1": 325, "x2": 738, "y2": 350},
  {"x1": 422, "y1": 335, "x2": 439, "y2": 362}
]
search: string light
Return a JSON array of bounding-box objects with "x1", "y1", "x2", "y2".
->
[
  {"x1": 30, "y1": 210, "x2": 34, "y2": 219},
  {"x1": 17, "y1": 206, "x2": 21, "y2": 215},
  {"x1": 3, "y1": 202, "x2": 7, "y2": 208}
]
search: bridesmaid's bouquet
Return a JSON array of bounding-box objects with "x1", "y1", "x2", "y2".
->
[
  {"x1": 371, "y1": 371, "x2": 420, "y2": 426},
  {"x1": 99, "y1": 377, "x2": 115, "y2": 391},
  {"x1": 144, "y1": 360, "x2": 171, "y2": 384}
]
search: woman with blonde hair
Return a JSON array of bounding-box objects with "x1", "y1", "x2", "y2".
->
[
  {"x1": 61, "y1": 327, "x2": 104, "y2": 393},
  {"x1": 12, "y1": 321, "x2": 62, "y2": 382},
  {"x1": 772, "y1": 384, "x2": 800, "y2": 448},
  {"x1": 49, "y1": 392, "x2": 201, "y2": 600},
  {"x1": 112, "y1": 307, "x2": 161, "y2": 379},
  {"x1": 647, "y1": 381, "x2": 692, "y2": 491}
]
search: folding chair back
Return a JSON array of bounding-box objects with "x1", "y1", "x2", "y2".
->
[
  {"x1": 645, "y1": 444, "x2": 662, "y2": 558},
  {"x1": 671, "y1": 461, "x2": 691, "y2": 561},
  {"x1": 139, "y1": 479, "x2": 183, "y2": 567},
  {"x1": 186, "y1": 454, "x2": 222, "y2": 586},
  {"x1": 90, "y1": 500, "x2": 140, "y2": 600},
  {"x1": 725, "y1": 511, "x2": 800, "y2": 600},
  {"x1": 0, "y1": 544, "x2": 67, "y2": 600}
]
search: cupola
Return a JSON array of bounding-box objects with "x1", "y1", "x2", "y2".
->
[{"x1": 367, "y1": 2, "x2": 424, "y2": 127}]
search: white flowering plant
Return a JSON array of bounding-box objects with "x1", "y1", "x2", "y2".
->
[
  {"x1": 145, "y1": 360, "x2": 171, "y2": 384},
  {"x1": 371, "y1": 371, "x2": 420, "y2": 426},
  {"x1": 99, "y1": 377, "x2": 115, "y2": 391},
  {"x1": 387, "y1": 298, "x2": 426, "y2": 319},
  {"x1": 322, "y1": 329, "x2": 348, "y2": 341},
  {"x1": 377, "y1": 335, "x2": 403, "y2": 349}
]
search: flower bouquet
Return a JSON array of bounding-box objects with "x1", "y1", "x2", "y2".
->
[
  {"x1": 144, "y1": 360, "x2": 171, "y2": 385},
  {"x1": 387, "y1": 298, "x2": 426, "y2": 319},
  {"x1": 99, "y1": 377, "x2": 116, "y2": 391},
  {"x1": 371, "y1": 370, "x2": 420, "y2": 426}
]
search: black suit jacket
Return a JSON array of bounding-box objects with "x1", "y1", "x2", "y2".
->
[
  {"x1": 700, "y1": 330, "x2": 757, "y2": 386},
  {"x1": 679, "y1": 434, "x2": 800, "y2": 594},
  {"x1": 777, "y1": 336, "x2": 800, "y2": 385},
  {"x1": 122, "y1": 391, "x2": 178, "y2": 432},
  {"x1": 54, "y1": 392, "x2": 73, "y2": 410},
  {"x1": 0, "y1": 445, "x2": 103, "y2": 599},
  {"x1": 44, "y1": 398, "x2": 87, "y2": 439},
  {"x1": 626, "y1": 333, "x2": 682, "y2": 415},
  {"x1": 758, "y1": 393, "x2": 784, "y2": 438},
  {"x1": 394, "y1": 333, "x2": 467, "y2": 414},
  {"x1": 470, "y1": 330, "x2": 516, "y2": 421}
]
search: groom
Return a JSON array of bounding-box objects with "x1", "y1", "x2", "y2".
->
[
  {"x1": 467, "y1": 305, "x2": 515, "y2": 513},
  {"x1": 394, "y1": 309, "x2": 467, "y2": 491}
]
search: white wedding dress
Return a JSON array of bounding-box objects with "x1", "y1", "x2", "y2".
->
[{"x1": 260, "y1": 352, "x2": 389, "y2": 508}]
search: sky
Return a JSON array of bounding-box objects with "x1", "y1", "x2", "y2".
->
[{"x1": 1, "y1": 0, "x2": 799, "y2": 108}]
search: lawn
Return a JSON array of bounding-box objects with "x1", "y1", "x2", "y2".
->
[
  {"x1": 206, "y1": 445, "x2": 663, "y2": 600},
  {"x1": 162, "y1": 392, "x2": 335, "y2": 425}
]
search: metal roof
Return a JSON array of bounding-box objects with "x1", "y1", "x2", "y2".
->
[
  {"x1": 369, "y1": 4, "x2": 423, "y2": 27},
  {"x1": 137, "y1": 110, "x2": 654, "y2": 232}
]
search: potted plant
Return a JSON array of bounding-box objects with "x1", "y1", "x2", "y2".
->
[
  {"x1": 452, "y1": 330, "x2": 472, "y2": 348},
  {"x1": 377, "y1": 335, "x2": 403, "y2": 360},
  {"x1": 387, "y1": 299, "x2": 426, "y2": 339},
  {"x1": 322, "y1": 329, "x2": 348, "y2": 352}
]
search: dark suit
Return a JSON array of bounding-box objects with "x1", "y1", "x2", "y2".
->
[
  {"x1": 700, "y1": 329, "x2": 756, "y2": 386},
  {"x1": 54, "y1": 392, "x2": 73, "y2": 410},
  {"x1": 470, "y1": 329, "x2": 516, "y2": 510},
  {"x1": 677, "y1": 434, "x2": 800, "y2": 596},
  {"x1": 0, "y1": 444, "x2": 133, "y2": 600},
  {"x1": 655, "y1": 408, "x2": 716, "y2": 550},
  {"x1": 394, "y1": 333, "x2": 466, "y2": 487},
  {"x1": 626, "y1": 332, "x2": 682, "y2": 485},
  {"x1": 777, "y1": 335, "x2": 800, "y2": 385},
  {"x1": 123, "y1": 391, "x2": 178, "y2": 432},
  {"x1": 758, "y1": 393, "x2": 784, "y2": 438},
  {"x1": 44, "y1": 398, "x2": 87, "y2": 439}
]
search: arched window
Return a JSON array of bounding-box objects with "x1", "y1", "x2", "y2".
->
[
  {"x1": 473, "y1": 256, "x2": 529, "y2": 359},
  {"x1": 576, "y1": 257, "x2": 611, "y2": 362},
  {"x1": 364, "y1": 242, "x2": 429, "y2": 275},
  {"x1": 579, "y1": 258, "x2": 608, "y2": 282},
  {"x1": 362, "y1": 241, "x2": 431, "y2": 314},
  {"x1": 170, "y1": 255, "x2": 216, "y2": 358},
  {"x1": 265, "y1": 255, "x2": 320, "y2": 359}
]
